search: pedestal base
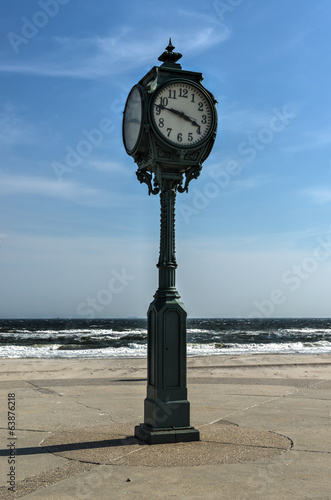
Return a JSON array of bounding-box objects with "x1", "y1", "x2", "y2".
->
[
  {"x1": 135, "y1": 423, "x2": 200, "y2": 445},
  {"x1": 144, "y1": 396, "x2": 190, "y2": 429}
]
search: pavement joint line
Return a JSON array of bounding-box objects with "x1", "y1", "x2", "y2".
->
[
  {"x1": 1, "y1": 360, "x2": 331, "y2": 377},
  {"x1": 188, "y1": 362, "x2": 331, "y2": 369},
  {"x1": 290, "y1": 448, "x2": 331, "y2": 455},
  {"x1": 291, "y1": 378, "x2": 328, "y2": 395},
  {"x1": 196, "y1": 435, "x2": 292, "y2": 452},
  {"x1": 199, "y1": 420, "x2": 294, "y2": 455},
  {"x1": 0, "y1": 427, "x2": 50, "y2": 433},
  {"x1": 218, "y1": 396, "x2": 281, "y2": 421},
  {"x1": 198, "y1": 419, "x2": 237, "y2": 429},
  {"x1": 199, "y1": 379, "x2": 318, "y2": 424},
  {"x1": 4, "y1": 376, "x2": 322, "y2": 388},
  {"x1": 68, "y1": 397, "x2": 118, "y2": 422},
  {"x1": 288, "y1": 396, "x2": 331, "y2": 401},
  {"x1": 215, "y1": 376, "x2": 325, "y2": 420},
  {"x1": 226, "y1": 393, "x2": 289, "y2": 397},
  {"x1": 110, "y1": 446, "x2": 145, "y2": 463},
  {"x1": 25, "y1": 380, "x2": 63, "y2": 397},
  {"x1": 24, "y1": 379, "x2": 117, "y2": 419}
]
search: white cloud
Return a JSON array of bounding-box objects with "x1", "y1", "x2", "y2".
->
[
  {"x1": 177, "y1": 9, "x2": 224, "y2": 26},
  {"x1": 302, "y1": 187, "x2": 331, "y2": 204},
  {"x1": 0, "y1": 104, "x2": 36, "y2": 146},
  {"x1": 201, "y1": 165, "x2": 273, "y2": 195},
  {"x1": 0, "y1": 28, "x2": 153, "y2": 79},
  {"x1": 220, "y1": 104, "x2": 289, "y2": 135},
  {"x1": 283, "y1": 128, "x2": 331, "y2": 154},
  {"x1": 0, "y1": 22, "x2": 228, "y2": 79},
  {"x1": 227, "y1": 174, "x2": 272, "y2": 194},
  {"x1": 221, "y1": 104, "x2": 268, "y2": 133},
  {"x1": 173, "y1": 26, "x2": 231, "y2": 53},
  {"x1": 0, "y1": 173, "x2": 126, "y2": 207},
  {"x1": 88, "y1": 159, "x2": 130, "y2": 175}
]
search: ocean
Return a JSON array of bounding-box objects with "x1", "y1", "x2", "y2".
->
[{"x1": 0, "y1": 318, "x2": 331, "y2": 359}]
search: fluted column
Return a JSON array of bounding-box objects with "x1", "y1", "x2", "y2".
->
[{"x1": 156, "y1": 178, "x2": 179, "y2": 297}]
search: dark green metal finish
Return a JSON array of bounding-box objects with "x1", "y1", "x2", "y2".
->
[
  {"x1": 122, "y1": 41, "x2": 218, "y2": 177},
  {"x1": 123, "y1": 40, "x2": 218, "y2": 444},
  {"x1": 134, "y1": 169, "x2": 199, "y2": 444}
]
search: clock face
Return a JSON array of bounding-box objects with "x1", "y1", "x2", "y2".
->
[
  {"x1": 151, "y1": 81, "x2": 213, "y2": 147},
  {"x1": 123, "y1": 86, "x2": 143, "y2": 153}
]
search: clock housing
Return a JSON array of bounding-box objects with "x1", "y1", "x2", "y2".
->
[
  {"x1": 123, "y1": 85, "x2": 145, "y2": 154},
  {"x1": 150, "y1": 80, "x2": 215, "y2": 149},
  {"x1": 123, "y1": 41, "x2": 218, "y2": 178}
]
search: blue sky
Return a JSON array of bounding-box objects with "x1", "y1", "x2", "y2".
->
[{"x1": 1, "y1": 0, "x2": 331, "y2": 318}]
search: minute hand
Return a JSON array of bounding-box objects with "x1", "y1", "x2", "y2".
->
[
  {"x1": 168, "y1": 107, "x2": 198, "y2": 125},
  {"x1": 159, "y1": 104, "x2": 199, "y2": 126}
]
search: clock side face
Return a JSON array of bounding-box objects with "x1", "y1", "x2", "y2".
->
[
  {"x1": 123, "y1": 86, "x2": 143, "y2": 153},
  {"x1": 151, "y1": 82, "x2": 213, "y2": 147}
]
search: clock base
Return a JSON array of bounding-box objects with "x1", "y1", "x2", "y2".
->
[{"x1": 135, "y1": 423, "x2": 200, "y2": 445}]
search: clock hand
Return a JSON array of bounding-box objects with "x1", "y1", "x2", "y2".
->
[
  {"x1": 170, "y1": 110, "x2": 201, "y2": 133},
  {"x1": 159, "y1": 104, "x2": 199, "y2": 127},
  {"x1": 158, "y1": 104, "x2": 183, "y2": 117},
  {"x1": 168, "y1": 107, "x2": 198, "y2": 124},
  {"x1": 190, "y1": 119, "x2": 201, "y2": 131},
  {"x1": 172, "y1": 110, "x2": 202, "y2": 134}
]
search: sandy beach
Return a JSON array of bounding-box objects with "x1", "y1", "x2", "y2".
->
[{"x1": 1, "y1": 354, "x2": 330, "y2": 499}]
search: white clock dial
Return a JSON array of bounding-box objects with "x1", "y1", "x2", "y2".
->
[
  {"x1": 152, "y1": 82, "x2": 213, "y2": 147},
  {"x1": 123, "y1": 86, "x2": 143, "y2": 152}
]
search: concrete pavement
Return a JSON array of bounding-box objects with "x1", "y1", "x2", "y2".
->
[{"x1": 0, "y1": 355, "x2": 330, "y2": 499}]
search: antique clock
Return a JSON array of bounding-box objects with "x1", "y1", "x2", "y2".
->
[
  {"x1": 122, "y1": 40, "x2": 218, "y2": 445},
  {"x1": 123, "y1": 39, "x2": 218, "y2": 188},
  {"x1": 123, "y1": 85, "x2": 144, "y2": 154},
  {"x1": 150, "y1": 80, "x2": 214, "y2": 148}
]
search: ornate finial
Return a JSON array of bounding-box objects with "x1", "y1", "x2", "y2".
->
[
  {"x1": 158, "y1": 38, "x2": 182, "y2": 67},
  {"x1": 166, "y1": 38, "x2": 175, "y2": 52}
]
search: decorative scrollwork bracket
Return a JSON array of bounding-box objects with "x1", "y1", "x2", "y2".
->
[
  {"x1": 178, "y1": 165, "x2": 202, "y2": 193},
  {"x1": 136, "y1": 169, "x2": 160, "y2": 196}
]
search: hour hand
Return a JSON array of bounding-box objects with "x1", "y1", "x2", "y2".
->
[
  {"x1": 173, "y1": 110, "x2": 201, "y2": 133},
  {"x1": 169, "y1": 107, "x2": 196, "y2": 123},
  {"x1": 158, "y1": 105, "x2": 183, "y2": 118},
  {"x1": 158, "y1": 105, "x2": 201, "y2": 132},
  {"x1": 168, "y1": 107, "x2": 185, "y2": 118}
]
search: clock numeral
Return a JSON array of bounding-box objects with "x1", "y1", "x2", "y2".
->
[
  {"x1": 160, "y1": 97, "x2": 168, "y2": 107},
  {"x1": 177, "y1": 133, "x2": 183, "y2": 143},
  {"x1": 188, "y1": 132, "x2": 193, "y2": 142},
  {"x1": 197, "y1": 126, "x2": 201, "y2": 135},
  {"x1": 198, "y1": 102, "x2": 204, "y2": 112},
  {"x1": 155, "y1": 106, "x2": 161, "y2": 116},
  {"x1": 158, "y1": 118, "x2": 164, "y2": 128},
  {"x1": 168, "y1": 89, "x2": 176, "y2": 99},
  {"x1": 191, "y1": 94, "x2": 195, "y2": 103},
  {"x1": 167, "y1": 128, "x2": 172, "y2": 138},
  {"x1": 179, "y1": 88, "x2": 188, "y2": 98},
  {"x1": 201, "y1": 115, "x2": 207, "y2": 124}
]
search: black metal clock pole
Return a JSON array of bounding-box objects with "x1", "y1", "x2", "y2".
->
[
  {"x1": 123, "y1": 40, "x2": 218, "y2": 444},
  {"x1": 157, "y1": 173, "x2": 179, "y2": 297},
  {"x1": 134, "y1": 170, "x2": 199, "y2": 444}
]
